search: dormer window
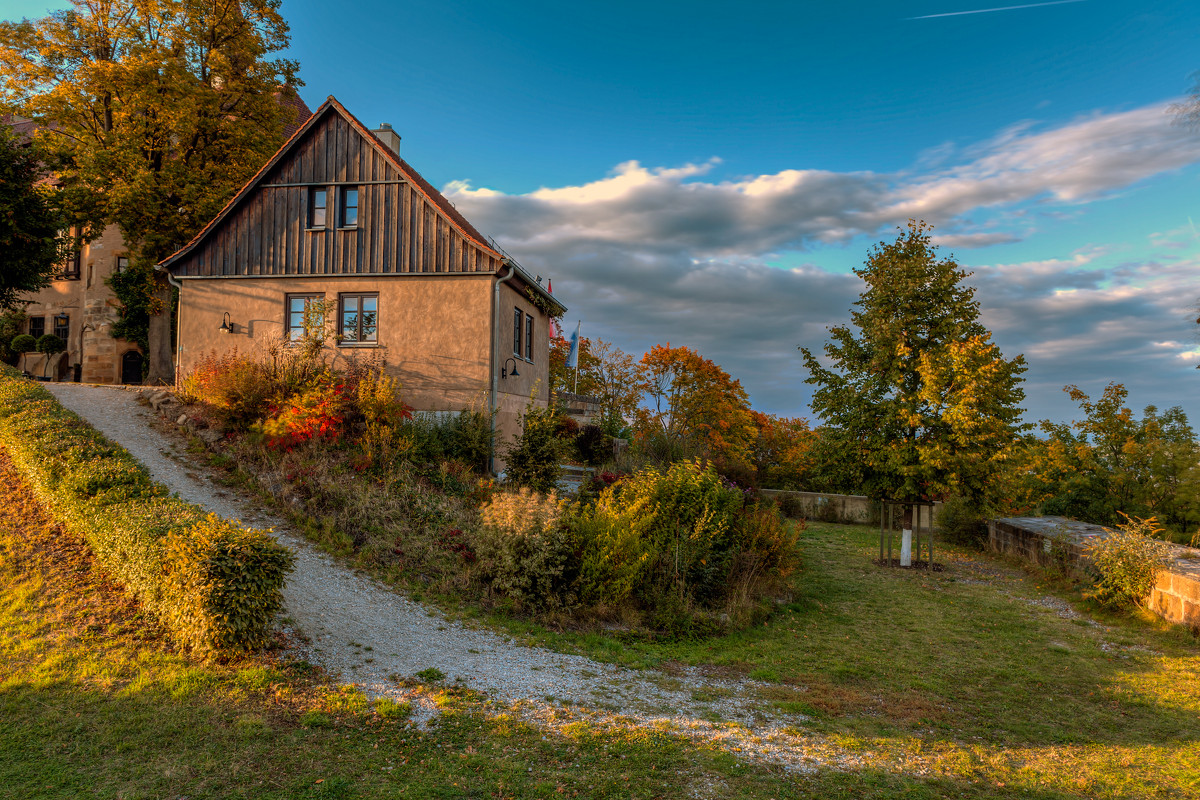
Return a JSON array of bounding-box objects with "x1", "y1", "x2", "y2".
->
[
  {"x1": 340, "y1": 187, "x2": 359, "y2": 228},
  {"x1": 309, "y1": 188, "x2": 327, "y2": 229}
]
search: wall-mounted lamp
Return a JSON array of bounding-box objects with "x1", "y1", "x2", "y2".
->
[
  {"x1": 501, "y1": 357, "x2": 520, "y2": 380},
  {"x1": 218, "y1": 312, "x2": 232, "y2": 334}
]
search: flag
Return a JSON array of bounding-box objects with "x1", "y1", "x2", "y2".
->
[
  {"x1": 565, "y1": 321, "x2": 580, "y2": 370},
  {"x1": 547, "y1": 279, "x2": 557, "y2": 338}
]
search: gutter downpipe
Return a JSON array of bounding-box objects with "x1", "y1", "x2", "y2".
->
[
  {"x1": 490, "y1": 260, "x2": 516, "y2": 476},
  {"x1": 157, "y1": 266, "x2": 184, "y2": 390}
]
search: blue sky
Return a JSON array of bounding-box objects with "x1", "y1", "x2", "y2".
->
[{"x1": 10, "y1": 0, "x2": 1200, "y2": 425}]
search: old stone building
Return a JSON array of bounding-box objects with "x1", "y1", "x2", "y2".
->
[
  {"x1": 18, "y1": 223, "x2": 142, "y2": 383},
  {"x1": 9, "y1": 89, "x2": 313, "y2": 384}
]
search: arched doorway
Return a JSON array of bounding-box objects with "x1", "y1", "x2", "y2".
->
[{"x1": 121, "y1": 351, "x2": 143, "y2": 385}]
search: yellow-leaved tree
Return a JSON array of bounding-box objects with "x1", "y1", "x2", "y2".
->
[
  {"x1": 801, "y1": 221, "x2": 1028, "y2": 547},
  {"x1": 0, "y1": 0, "x2": 301, "y2": 380}
]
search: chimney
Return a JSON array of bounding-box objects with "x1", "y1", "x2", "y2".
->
[{"x1": 372, "y1": 123, "x2": 401, "y2": 156}]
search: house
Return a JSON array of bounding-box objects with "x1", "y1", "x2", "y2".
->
[
  {"x1": 9, "y1": 91, "x2": 314, "y2": 384},
  {"x1": 156, "y1": 96, "x2": 565, "y2": 468}
]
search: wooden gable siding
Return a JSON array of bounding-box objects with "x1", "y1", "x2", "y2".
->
[{"x1": 171, "y1": 112, "x2": 502, "y2": 278}]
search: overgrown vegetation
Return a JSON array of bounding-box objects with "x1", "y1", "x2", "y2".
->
[
  {"x1": 0, "y1": 366, "x2": 291, "y2": 654},
  {"x1": 9, "y1": 465, "x2": 1199, "y2": 799},
  {"x1": 1085, "y1": 514, "x2": 1175, "y2": 609},
  {"x1": 0, "y1": 453, "x2": 803, "y2": 800},
  {"x1": 178, "y1": 336, "x2": 799, "y2": 637}
]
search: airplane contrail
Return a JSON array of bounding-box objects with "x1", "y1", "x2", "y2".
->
[{"x1": 910, "y1": 0, "x2": 1086, "y2": 20}]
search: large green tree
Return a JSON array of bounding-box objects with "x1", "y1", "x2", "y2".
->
[
  {"x1": 0, "y1": 127, "x2": 63, "y2": 309},
  {"x1": 0, "y1": 0, "x2": 300, "y2": 380},
  {"x1": 801, "y1": 221, "x2": 1027, "y2": 546},
  {"x1": 1027, "y1": 383, "x2": 1200, "y2": 533}
]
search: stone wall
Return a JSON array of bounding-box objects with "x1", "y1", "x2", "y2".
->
[
  {"x1": 759, "y1": 490, "x2": 945, "y2": 527},
  {"x1": 19, "y1": 223, "x2": 140, "y2": 384},
  {"x1": 988, "y1": 516, "x2": 1200, "y2": 628}
]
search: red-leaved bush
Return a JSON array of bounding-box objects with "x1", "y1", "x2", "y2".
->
[{"x1": 259, "y1": 384, "x2": 346, "y2": 451}]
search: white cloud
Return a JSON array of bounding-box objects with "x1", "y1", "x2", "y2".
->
[{"x1": 441, "y1": 100, "x2": 1200, "y2": 424}]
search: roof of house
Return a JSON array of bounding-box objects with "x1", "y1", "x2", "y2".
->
[
  {"x1": 157, "y1": 95, "x2": 563, "y2": 313},
  {"x1": 275, "y1": 87, "x2": 313, "y2": 139},
  {"x1": 161, "y1": 98, "x2": 489, "y2": 262}
]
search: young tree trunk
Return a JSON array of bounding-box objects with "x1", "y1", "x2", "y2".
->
[{"x1": 145, "y1": 278, "x2": 174, "y2": 385}]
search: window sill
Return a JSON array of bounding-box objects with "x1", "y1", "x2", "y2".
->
[
  {"x1": 336, "y1": 226, "x2": 358, "y2": 232},
  {"x1": 304, "y1": 227, "x2": 327, "y2": 233},
  {"x1": 336, "y1": 342, "x2": 380, "y2": 348}
]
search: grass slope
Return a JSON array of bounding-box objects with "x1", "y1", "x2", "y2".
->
[{"x1": 3, "y1": 441, "x2": 1199, "y2": 798}]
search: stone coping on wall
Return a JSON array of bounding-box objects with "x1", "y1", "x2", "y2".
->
[{"x1": 988, "y1": 516, "x2": 1200, "y2": 629}]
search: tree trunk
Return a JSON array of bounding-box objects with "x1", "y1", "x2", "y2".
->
[
  {"x1": 900, "y1": 503, "x2": 913, "y2": 567},
  {"x1": 145, "y1": 277, "x2": 174, "y2": 386}
]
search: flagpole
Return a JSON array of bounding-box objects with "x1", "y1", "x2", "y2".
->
[{"x1": 569, "y1": 320, "x2": 581, "y2": 395}]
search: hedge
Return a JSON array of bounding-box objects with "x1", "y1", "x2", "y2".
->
[{"x1": 0, "y1": 366, "x2": 293, "y2": 654}]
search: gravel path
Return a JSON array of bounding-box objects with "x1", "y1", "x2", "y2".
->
[{"x1": 43, "y1": 383, "x2": 875, "y2": 775}]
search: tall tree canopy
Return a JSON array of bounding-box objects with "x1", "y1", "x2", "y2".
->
[
  {"x1": 550, "y1": 334, "x2": 641, "y2": 436},
  {"x1": 1022, "y1": 383, "x2": 1200, "y2": 532},
  {"x1": 0, "y1": 127, "x2": 63, "y2": 309},
  {"x1": 636, "y1": 343, "x2": 756, "y2": 472},
  {"x1": 800, "y1": 221, "x2": 1027, "y2": 510},
  {"x1": 0, "y1": 0, "x2": 301, "y2": 376}
]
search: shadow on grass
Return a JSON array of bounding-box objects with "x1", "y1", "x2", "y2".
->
[
  {"x1": 1, "y1": 678, "x2": 1164, "y2": 800},
  {"x1": 805, "y1": 525, "x2": 1199, "y2": 745},
  {"x1": 636, "y1": 522, "x2": 1200, "y2": 751}
]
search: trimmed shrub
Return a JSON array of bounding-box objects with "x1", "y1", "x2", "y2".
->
[
  {"x1": 0, "y1": 366, "x2": 293, "y2": 654},
  {"x1": 475, "y1": 488, "x2": 574, "y2": 609},
  {"x1": 35, "y1": 333, "x2": 65, "y2": 355},
  {"x1": 162, "y1": 514, "x2": 295, "y2": 653},
  {"x1": 1085, "y1": 514, "x2": 1173, "y2": 609},
  {"x1": 10, "y1": 333, "x2": 35, "y2": 373},
  {"x1": 10, "y1": 333, "x2": 35, "y2": 355}
]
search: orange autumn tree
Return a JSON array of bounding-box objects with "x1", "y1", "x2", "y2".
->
[
  {"x1": 751, "y1": 412, "x2": 816, "y2": 489},
  {"x1": 635, "y1": 344, "x2": 756, "y2": 472}
]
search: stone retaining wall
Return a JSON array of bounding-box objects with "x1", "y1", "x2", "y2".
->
[
  {"x1": 988, "y1": 516, "x2": 1200, "y2": 628},
  {"x1": 759, "y1": 490, "x2": 944, "y2": 526}
]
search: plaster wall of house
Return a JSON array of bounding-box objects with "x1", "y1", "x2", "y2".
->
[
  {"x1": 176, "y1": 274, "x2": 495, "y2": 413},
  {"x1": 492, "y1": 279, "x2": 550, "y2": 458},
  {"x1": 20, "y1": 223, "x2": 141, "y2": 383}
]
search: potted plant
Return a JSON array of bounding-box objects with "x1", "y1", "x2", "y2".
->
[
  {"x1": 10, "y1": 333, "x2": 36, "y2": 376},
  {"x1": 35, "y1": 333, "x2": 66, "y2": 380}
]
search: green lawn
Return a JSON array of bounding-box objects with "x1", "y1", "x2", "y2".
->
[
  {"x1": 498, "y1": 522, "x2": 1200, "y2": 798},
  {"x1": 3, "y1": 445, "x2": 1199, "y2": 798}
]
